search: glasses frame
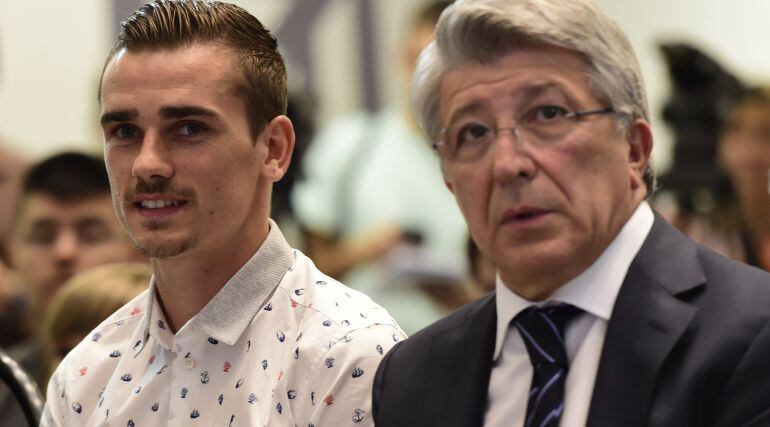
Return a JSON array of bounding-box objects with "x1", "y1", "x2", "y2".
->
[{"x1": 432, "y1": 107, "x2": 616, "y2": 154}]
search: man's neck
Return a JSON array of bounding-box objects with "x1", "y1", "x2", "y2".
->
[{"x1": 150, "y1": 222, "x2": 269, "y2": 333}]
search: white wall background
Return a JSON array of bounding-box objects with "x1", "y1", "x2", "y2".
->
[{"x1": 1, "y1": 0, "x2": 770, "y2": 171}]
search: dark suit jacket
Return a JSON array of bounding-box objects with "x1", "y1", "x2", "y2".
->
[{"x1": 373, "y1": 215, "x2": 770, "y2": 426}]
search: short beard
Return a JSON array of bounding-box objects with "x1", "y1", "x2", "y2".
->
[
  {"x1": 132, "y1": 237, "x2": 196, "y2": 259},
  {"x1": 127, "y1": 221, "x2": 196, "y2": 258}
]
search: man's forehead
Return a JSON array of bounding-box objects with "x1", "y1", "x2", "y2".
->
[
  {"x1": 438, "y1": 49, "x2": 592, "y2": 121},
  {"x1": 100, "y1": 44, "x2": 245, "y2": 116},
  {"x1": 19, "y1": 193, "x2": 113, "y2": 218},
  {"x1": 102, "y1": 44, "x2": 241, "y2": 93}
]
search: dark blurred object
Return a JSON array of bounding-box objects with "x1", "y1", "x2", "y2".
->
[
  {"x1": 658, "y1": 43, "x2": 745, "y2": 214},
  {"x1": 0, "y1": 348, "x2": 43, "y2": 427},
  {"x1": 272, "y1": 91, "x2": 317, "y2": 220}
]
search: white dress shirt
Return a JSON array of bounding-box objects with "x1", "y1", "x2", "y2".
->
[
  {"x1": 484, "y1": 202, "x2": 654, "y2": 427},
  {"x1": 42, "y1": 221, "x2": 406, "y2": 427}
]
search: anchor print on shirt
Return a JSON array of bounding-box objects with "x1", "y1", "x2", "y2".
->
[
  {"x1": 276, "y1": 330, "x2": 286, "y2": 342},
  {"x1": 200, "y1": 371, "x2": 210, "y2": 384},
  {"x1": 181, "y1": 387, "x2": 189, "y2": 398},
  {"x1": 352, "y1": 409, "x2": 366, "y2": 423},
  {"x1": 352, "y1": 367, "x2": 364, "y2": 378},
  {"x1": 72, "y1": 403, "x2": 83, "y2": 414}
]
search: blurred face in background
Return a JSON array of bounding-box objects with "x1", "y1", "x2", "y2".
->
[
  {"x1": 719, "y1": 97, "x2": 770, "y2": 201},
  {"x1": 11, "y1": 193, "x2": 142, "y2": 311}
]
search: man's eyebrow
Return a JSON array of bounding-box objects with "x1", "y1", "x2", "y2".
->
[
  {"x1": 100, "y1": 109, "x2": 139, "y2": 125},
  {"x1": 160, "y1": 106, "x2": 218, "y2": 120},
  {"x1": 445, "y1": 83, "x2": 559, "y2": 126},
  {"x1": 445, "y1": 102, "x2": 485, "y2": 128}
]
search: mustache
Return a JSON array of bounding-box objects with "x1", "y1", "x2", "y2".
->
[{"x1": 123, "y1": 178, "x2": 196, "y2": 203}]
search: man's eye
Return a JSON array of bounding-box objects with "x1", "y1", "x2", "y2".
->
[
  {"x1": 77, "y1": 220, "x2": 112, "y2": 245},
  {"x1": 177, "y1": 122, "x2": 206, "y2": 137},
  {"x1": 26, "y1": 226, "x2": 57, "y2": 246},
  {"x1": 531, "y1": 105, "x2": 569, "y2": 122},
  {"x1": 113, "y1": 125, "x2": 140, "y2": 140},
  {"x1": 456, "y1": 123, "x2": 492, "y2": 145}
]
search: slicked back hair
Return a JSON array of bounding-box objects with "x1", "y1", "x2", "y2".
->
[
  {"x1": 101, "y1": 0, "x2": 287, "y2": 137},
  {"x1": 412, "y1": 0, "x2": 656, "y2": 195}
]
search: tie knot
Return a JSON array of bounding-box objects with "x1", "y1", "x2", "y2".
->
[{"x1": 513, "y1": 303, "x2": 583, "y2": 367}]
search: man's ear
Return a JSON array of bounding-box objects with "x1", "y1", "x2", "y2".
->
[
  {"x1": 260, "y1": 115, "x2": 295, "y2": 182},
  {"x1": 626, "y1": 119, "x2": 653, "y2": 191}
]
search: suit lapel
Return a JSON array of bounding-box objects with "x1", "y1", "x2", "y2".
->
[
  {"x1": 586, "y1": 215, "x2": 704, "y2": 427},
  {"x1": 428, "y1": 293, "x2": 497, "y2": 426}
]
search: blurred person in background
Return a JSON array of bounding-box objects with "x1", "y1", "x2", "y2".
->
[
  {"x1": 1, "y1": 152, "x2": 144, "y2": 426},
  {"x1": 292, "y1": 0, "x2": 472, "y2": 334},
  {"x1": 717, "y1": 86, "x2": 770, "y2": 269},
  {"x1": 0, "y1": 145, "x2": 28, "y2": 349},
  {"x1": 674, "y1": 86, "x2": 770, "y2": 271},
  {"x1": 5, "y1": 152, "x2": 144, "y2": 381},
  {"x1": 40, "y1": 263, "x2": 150, "y2": 388}
]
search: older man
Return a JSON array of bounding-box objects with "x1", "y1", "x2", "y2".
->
[
  {"x1": 372, "y1": 1, "x2": 770, "y2": 426},
  {"x1": 42, "y1": 1, "x2": 404, "y2": 426}
]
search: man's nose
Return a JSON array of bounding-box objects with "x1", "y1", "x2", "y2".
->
[
  {"x1": 491, "y1": 129, "x2": 537, "y2": 185},
  {"x1": 52, "y1": 229, "x2": 79, "y2": 262},
  {"x1": 132, "y1": 131, "x2": 174, "y2": 181}
]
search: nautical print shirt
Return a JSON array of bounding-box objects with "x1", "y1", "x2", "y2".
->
[{"x1": 41, "y1": 221, "x2": 406, "y2": 426}]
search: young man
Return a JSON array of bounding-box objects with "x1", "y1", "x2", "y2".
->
[
  {"x1": 42, "y1": 2, "x2": 404, "y2": 426},
  {"x1": 373, "y1": 0, "x2": 770, "y2": 426}
]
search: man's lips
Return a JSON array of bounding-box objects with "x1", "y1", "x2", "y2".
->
[
  {"x1": 131, "y1": 194, "x2": 189, "y2": 217},
  {"x1": 500, "y1": 206, "x2": 552, "y2": 225}
]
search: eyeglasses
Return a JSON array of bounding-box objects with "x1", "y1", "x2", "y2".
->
[{"x1": 433, "y1": 105, "x2": 614, "y2": 163}]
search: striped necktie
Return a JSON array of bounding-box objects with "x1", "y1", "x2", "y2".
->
[{"x1": 513, "y1": 303, "x2": 583, "y2": 427}]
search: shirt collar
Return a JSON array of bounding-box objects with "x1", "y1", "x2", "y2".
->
[
  {"x1": 134, "y1": 219, "x2": 294, "y2": 356},
  {"x1": 493, "y1": 201, "x2": 654, "y2": 360}
]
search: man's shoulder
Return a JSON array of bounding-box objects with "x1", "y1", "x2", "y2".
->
[
  {"x1": 275, "y1": 250, "x2": 406, "y2": 350},
  {"x1": 383, "y1": 293, "x2": 494, "y2": 361},
  {"x1": 634, "y1": 216, "x2": 770, "y2": 334}
]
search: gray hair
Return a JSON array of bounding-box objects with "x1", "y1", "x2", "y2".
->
[{"x1": 412, "y1": 0, "x2": 656, "y2": 193}]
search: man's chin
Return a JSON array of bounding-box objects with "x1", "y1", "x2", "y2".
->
[{"x1": 132, "y1": 238, "x2": 196, "y2": 259}]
